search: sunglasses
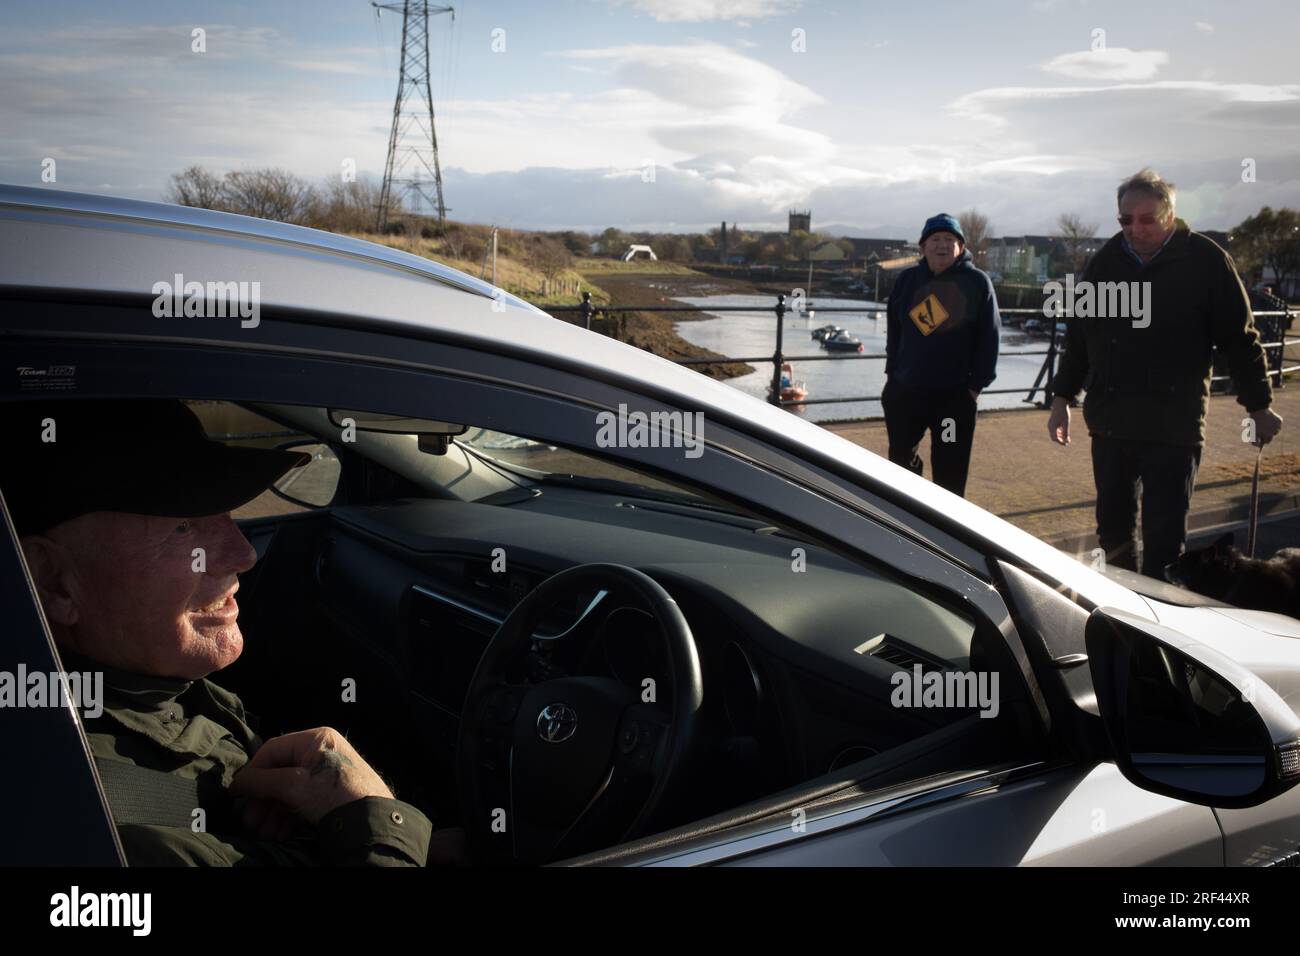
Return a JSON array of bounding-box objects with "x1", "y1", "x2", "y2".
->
[{"x1": 1118, "y1": 214, "x2": 1164, "y2": 226}]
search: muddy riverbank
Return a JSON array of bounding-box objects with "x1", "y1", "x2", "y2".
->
[{"x1": 573, "y1": 270, "x2": 762, "y2": 381}]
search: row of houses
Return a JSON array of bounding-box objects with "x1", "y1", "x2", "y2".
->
[
  {"x1": 801, "y1": 235, "x2": 1112, "y2": 280},
  {"x1": 714, "y1": 223, "x2": 1290, "y2": 293},
  {"x1": 799, "y1": 235, "x2": 1103, "y2": 280}
]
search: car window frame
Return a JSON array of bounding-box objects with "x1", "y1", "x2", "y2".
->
[
  {"x1": 1, "y1": 301, "x2": 1058, "y2": 838},
  {"x1": 0, "y1": 486, "x2": 124, "y2": 865},
  {"x1": 0, "y1": 300, "x2": 1052, "y2": 723}
]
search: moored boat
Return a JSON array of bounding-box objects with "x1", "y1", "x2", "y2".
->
[
  {"x1": 768, "y1": 362, "x2": 809, "y2": 403},
  {"x1": 823, "y1": 330, "x2": 864, "y2": 353}
]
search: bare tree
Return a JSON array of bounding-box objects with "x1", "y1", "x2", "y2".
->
[
  {"x1": 958, "y1": 210, "x2": 991, "y2": 267},
  {"x1": 220, "y1": 168, "x2": 314, "y2": 223},
  {"x1": 309, "y1": 176, "x2": 388, "y2": 234},
  {"x1": 1055, "y1": 212, "x2": 1099, "y2": 275},
  {"x1": 166, "y1": 165, "x2": 226, "y2": 210},
  {"x1": 530, "y1": 235, "x2": 573, "y2": 279}
]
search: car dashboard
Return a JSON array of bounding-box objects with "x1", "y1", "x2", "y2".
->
[{"x1": 283, "y1": 485, "x2": 986, "y2": 814}]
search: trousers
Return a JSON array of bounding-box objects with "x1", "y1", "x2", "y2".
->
[
  {"x1": 881, "y1": 380, "x2": 977, "y2": 497},
  {"x1": 1091, "y1": 434, "x2": 1201, "y2": 578}
]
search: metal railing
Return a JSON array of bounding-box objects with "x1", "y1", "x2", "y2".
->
[{"x1": 546, "y1": 292, "x2": 1298, "y2": 411}]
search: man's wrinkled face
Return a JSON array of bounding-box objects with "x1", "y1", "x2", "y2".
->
[
  {"x1": 1119, "y1": 192, "x2": 1174, "y2": 257},
  {"x1": 27, "y1": 511, "x2": 258, "y2": 679},
  {"x1": 923, "y1": 232, "x2": 963, "y2": 274}
]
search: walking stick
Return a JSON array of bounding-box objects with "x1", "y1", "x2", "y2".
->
[{"x1": 1248, "y1": 445, "x2": 1263, "y2": 559}]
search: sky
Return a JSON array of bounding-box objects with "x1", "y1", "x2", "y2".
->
[{"x1": 2, "y1": 0, "x2": 1298, "y2": 237}]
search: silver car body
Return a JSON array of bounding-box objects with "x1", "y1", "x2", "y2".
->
[{"x1": 3, "y1": 184, "x2": 1298, "y2": 867}]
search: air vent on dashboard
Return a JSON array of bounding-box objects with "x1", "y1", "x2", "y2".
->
[{"x1": 855, "y1": 633, "x2": 949, "y2": 673}]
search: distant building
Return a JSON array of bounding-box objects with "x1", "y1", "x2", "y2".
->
[
  {"x1": 985, "y1": 236, "x2": 1057, "y2": 281},
  {"x1": 1048, "y1": 236, "x2": 1105, "y2": 277},
  {"x1": 715, "y1": 222, "x2": 745, "y2": 262},
  {"x1": 788, "y1": 209, "x2": 811, "y2": 234},
  {"x1": 844, "y1": 237, "x2": 919, "y2": 270}
]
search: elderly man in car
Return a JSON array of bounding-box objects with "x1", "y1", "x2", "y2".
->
[{"x1": 2, "y1": 399, "x2": 436, "y2": 866}]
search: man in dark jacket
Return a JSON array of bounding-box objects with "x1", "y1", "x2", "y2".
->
[
  {"x1": 1047, "y1": 169, "x2": 1283, "y2": 577},
  {"x1": 5, "y1": 400, "x2": 435, "y2": 865},
  {"x1": 883, "y1": 212, "x2": 1000, "y2": 497}
]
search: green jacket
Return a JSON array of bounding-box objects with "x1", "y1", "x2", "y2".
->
[
  {"x1": 1050, "y1": 221, "x2": 1273, "y2": 447},
  {"x1": 67, "y1": 650, "x2": 432, "y2": 866}
]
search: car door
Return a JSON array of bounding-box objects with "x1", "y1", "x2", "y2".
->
[
  {"x1": 577, "y1": 560, "x2": 1225, "y2": 866},
  {"x1": 626, "y1": 761, "x2": 1222, "y2": 866},
  {"x1": 0, "y1": 300, "x2": 1227, "y2": 866},
  {"x1": 0, "y1": 488, "x2": 122, "y2": 865}
]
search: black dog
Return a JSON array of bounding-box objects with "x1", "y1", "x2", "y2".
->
[{"x1": 1166, "y1": 533, "x2": 1300, "y2": 619}]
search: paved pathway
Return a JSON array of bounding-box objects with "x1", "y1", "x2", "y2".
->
[{"x1": 823, "y1": 383, "x2": 1300, "y2": 556}]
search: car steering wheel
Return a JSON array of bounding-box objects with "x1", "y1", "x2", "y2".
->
[{"x1": 456, "y1": 563, "x2": 703, "y2": 865}]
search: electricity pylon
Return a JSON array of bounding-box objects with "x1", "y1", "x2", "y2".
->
[{"x1": 373, "y1": 1, "x2": 454, "y2": 232}]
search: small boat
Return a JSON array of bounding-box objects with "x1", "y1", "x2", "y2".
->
[
  {"x1": 769, "y1": 362, "x2": 809, "y2": 404},
  {"x1": 811, "y1": 323, "x2": 842, "y2": 342},
  {"x1": 823, "y1": 330, "x2": 864, "y2": 353},
  {"x1": 1023, "y1": 318, "x2": 1044, "y2": 334}
]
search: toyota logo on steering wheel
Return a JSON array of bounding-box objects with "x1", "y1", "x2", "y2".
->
[{"x1": 536, "y1": 703, "x2": 578, "y2": 743}]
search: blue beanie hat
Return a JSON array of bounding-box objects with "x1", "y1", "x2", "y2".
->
[{"x1": 921, "y1": 213, "x2": 964, "y2": 244}]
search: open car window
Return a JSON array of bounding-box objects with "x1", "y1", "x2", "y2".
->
[{"x1": 187, "y1": 401, "x2": 318, "y2": 519}]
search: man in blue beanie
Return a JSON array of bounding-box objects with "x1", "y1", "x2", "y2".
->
[{"x1": 882, "y1": 213, "x2": 1000, "y2": 497}]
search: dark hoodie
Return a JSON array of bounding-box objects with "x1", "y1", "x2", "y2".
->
[{"x1": 885, "y1": 248, "x2": 1000, "y2": 392}]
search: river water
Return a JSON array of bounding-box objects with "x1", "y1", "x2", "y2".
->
[{"x1": 673, "y1": 293, "x2": 1053, "y2": 422}]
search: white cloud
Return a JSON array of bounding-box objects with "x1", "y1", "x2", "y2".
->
[
  {"x1": 612, "y1": 0, "x2": 804, "y2": 22},
  {"x1": 1195, "y1": 21, "x2": 1215, "y2": 34},
  {"x1": 954, "y1": 80, "x2": 1300, "y2": 119},
  {"x1": 557, "y1": 42, "x2": 821, "y2": 117},
  {"x1": 941, "y1": 79, "x2": 1300, "y2": 220},
  {"x1": 971, "y1": 154, "x2": 1111, "y2": 176},
  {"x1": 1042, "y1": 48, "x2": 1170, "y2": 81}
]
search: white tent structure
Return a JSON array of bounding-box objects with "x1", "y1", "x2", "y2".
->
[{"x1": 621, "y1": 244, "x2": 657, "y2": 261}]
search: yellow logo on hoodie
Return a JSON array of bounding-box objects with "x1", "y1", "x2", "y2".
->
[{"x1": 908, "y1": 294, "x2": 950, "y2": 336}]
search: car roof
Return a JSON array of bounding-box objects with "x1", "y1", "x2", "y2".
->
[{"x1": 0, "y1": 184, "x2": 1145, "y2": 614}]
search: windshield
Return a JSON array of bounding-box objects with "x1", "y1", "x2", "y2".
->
[{"x1": 456, "y1": 427, "x2": 719, "y2": 507}]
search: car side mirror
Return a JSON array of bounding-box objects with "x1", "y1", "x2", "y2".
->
[
  {"x1": 1086, "y1": 606, "x2": 1300, "y2": 809},
  {"x1": 270, "y1": 440, "x2": 341, "y2": 508}
]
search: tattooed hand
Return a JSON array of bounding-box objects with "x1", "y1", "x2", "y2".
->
[
  {"x1": 310, "y1": 748, "x2": 355, "y2": 787},
  {"x1": 229, "y1": 727, "x2": 395, "y2": 826}
]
